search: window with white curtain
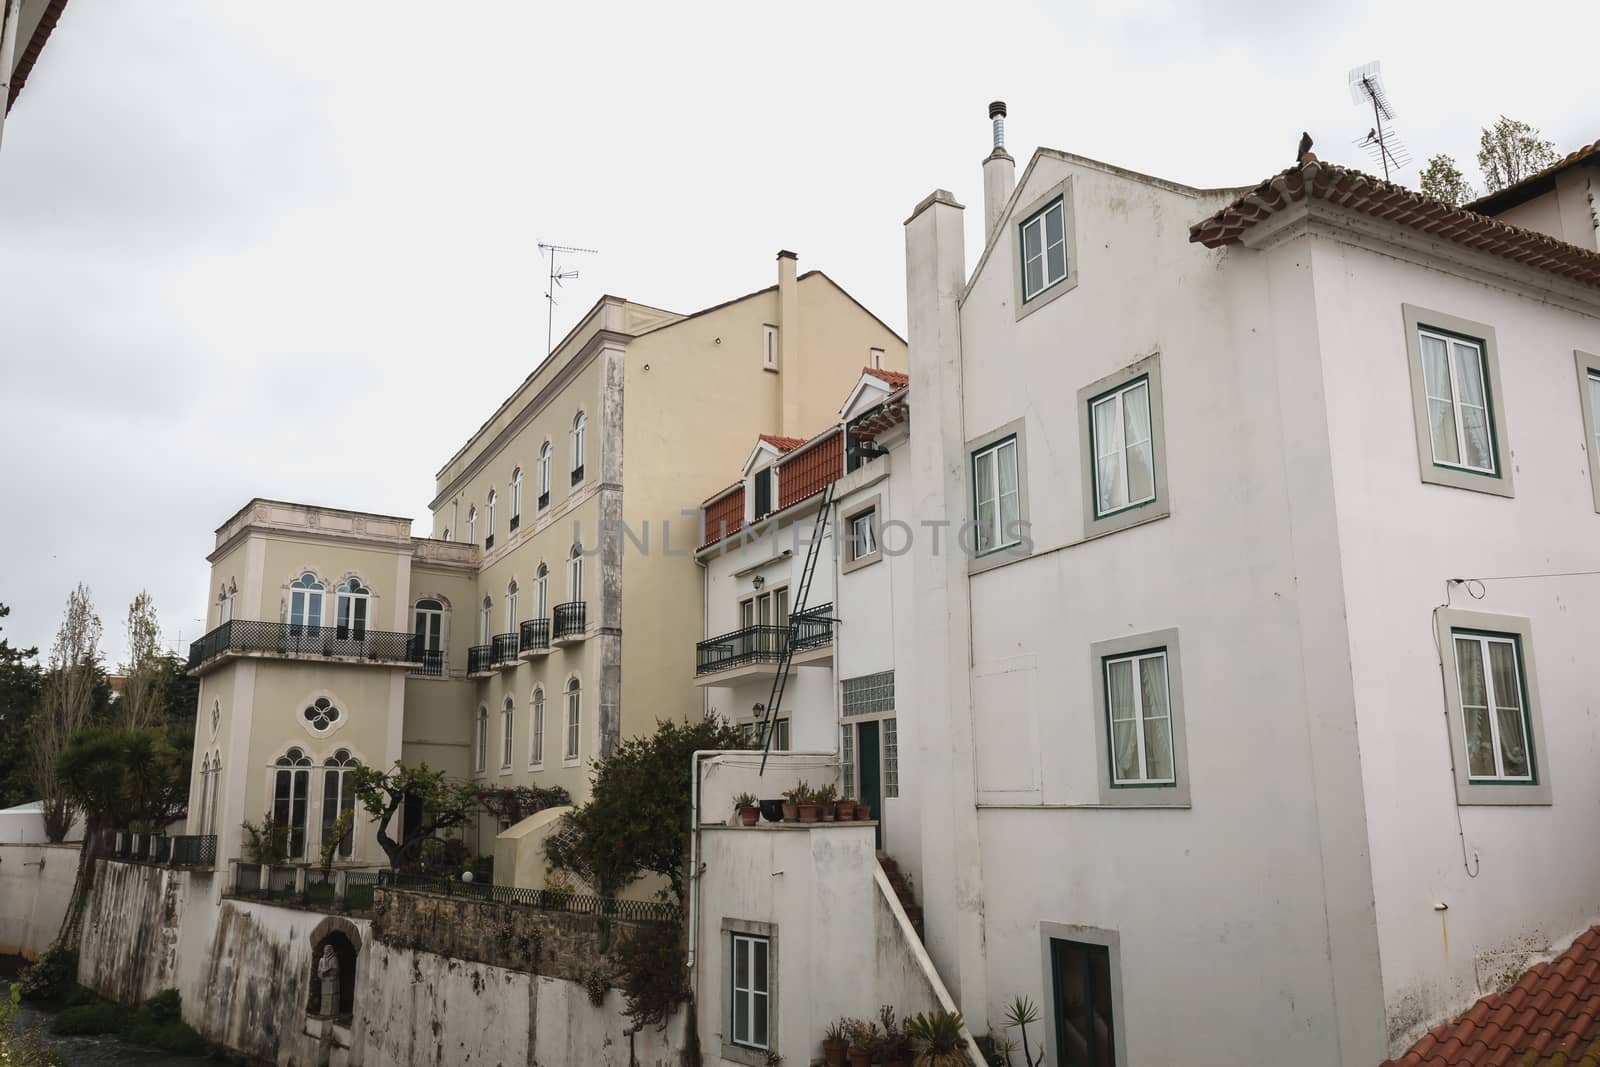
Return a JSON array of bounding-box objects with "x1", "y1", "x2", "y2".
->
[
  {"x1": 971, "y1": 437, "x2": 1020, "y2": 555},
  {"x1": 1453, "y1": 631, "x2": 1533, "y2": 782},
  {"x1": 1090, "y1": 378, "x2": 1155, "y2": 518},
  {"x1": 1420, "y1": 329, "x2": 1495, "y2": 473},
  {"x1": 1104, "y1": 650, "x2": 1175, "y2": 786}
]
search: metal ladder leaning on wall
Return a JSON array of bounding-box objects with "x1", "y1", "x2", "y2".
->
[{"x1": 758, "y1": 481, "x2": 836, "y2": 775}]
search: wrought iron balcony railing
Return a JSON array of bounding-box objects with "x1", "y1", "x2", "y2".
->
[
  {"x1": 467, "y1": 645, "x2": 494, "y2": 674},
  {"x1": 520, "y1": 618, "x2": 550, "y2": 653},
  {"x1": 410, "y1": 649, "x2": 446, "y2": 677},
  {"x1": 187, "y1": 620, "x2": 423, "y2": 672},
  {"x1": 491, "y1": 633, "x2": 519, "y2": 666},
  {"x1": 552, "y1": 602, "x2": 586, "y2": 640},
  {"x1": 99, "y1": 830, "x2": 216, "y2": 868},
  {"x1": 695, "y1": 603, "x2": 834, "y2": 675}
]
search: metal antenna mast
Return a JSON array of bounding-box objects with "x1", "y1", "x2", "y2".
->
[
  {"x1": 537, "y1": 242, "x2": 598, "y2": 356},
  {"x1": 1348, "y1": 61, "x2": 1411, "y2": 180}
]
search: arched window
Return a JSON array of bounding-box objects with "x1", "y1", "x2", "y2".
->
[
  {"x1": 302, "y1": 696, "x2": 342, "y2": 734},
  {"x1": 480, "y1": 595, "x2": 492, "y2": 645},
  {"x1": 475, "y1": 706, "x2": 489, "y2": 773},
  {"x1": 538, "y1": 443, "x2": 552, "y2": 505},
  {"x1": 501, "y1": 697, "x2": 514, "y2": 770},
  {"x1": 506, "y1": 580, "x2": 519, "y2": 633},
  {"x1": 413, "y1": 599, "x2": 444, "y2": 654},
  {"x1": 486, "y1": 490, "x2": 497, "y2": 542},
  {"x1": 571, "y1": 413, "x2": 586, "y2": 482},
  {"x1": 530, "y1": 688, "x2": 545, "y2": 767},
  {"x1": 535, "y1": 563, "x2": 549, "y2": 620},
  {"x1": 510, "y1": 467, "x2": 523, "y2": 522},
  {"x1": 196, "y1": 753, "x2": 214, "y2": 836},
  {"x1": 564, "y1": 678, "x2": 581, "y2": 762},
  {"x1": 289, "y1": 573, "x2": 324, "y2": 634},
  {"x1": 568, "y1": 544, "x2": 583, "y2": 603},
  {"x1": 273, "y1": 747, "x2": 313, "y2": 859},
  {"x1": 321, "y1": 749, "x2": 359, "y2": 860},
  {"x1": 206, "y1": 751, "x2": 221, "y2": 837},
  {"x1": 335, "y1": 577, "x2": 370, "y2": 639},
  {"x1": 441, "y1": 527, "x2": 450, "y2": 542},
  {"x1": 219, "y1": 581, "x2": 236, "y2": 625},
  {"x1": 467, "y1": 507, "x2": 477, "y2": 545}
]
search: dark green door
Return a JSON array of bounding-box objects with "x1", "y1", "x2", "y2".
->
[
  {"x1": 857, "y1": 721, "x2": 881, "y2": 848},
  {"x1": 1050, "y1": 938, "x2": 1116, "y2": 1066}
]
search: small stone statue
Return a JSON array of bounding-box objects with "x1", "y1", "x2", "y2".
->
[{"x1": 317, "y1": 944, "x2": 339, "y2": 1016}]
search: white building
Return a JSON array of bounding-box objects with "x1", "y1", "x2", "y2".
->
[{"x1": 894, "y1": 106, "x2": 1600, "y2": 1067}]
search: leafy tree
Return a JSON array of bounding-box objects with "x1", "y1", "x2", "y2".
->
[
  {"x1": 545, "y1": 716, "x2": 752, "y2": 902},
  {"x1": 0, "y1": 603, "x2": 42, "y2": 809},
  {"x1": 57, "y1": 726, "x2": 190, "y2": 834},
  {"x1": 1419, "y1": 154, "x2": 1475, "y2": 206},
  {"x1": 1478, "y1": 116, "x2": 1559, "y2": 193},
  {"x1": 32, "y1": 585, "x2": 103, "y2": 842},
  {"x1": 348, "y1": 762, "x2": 478, "y2": 869},
  {"x1": 476, "y1": 784, "x2": 570, "y2": 826},
  {"x1": 117, "y1": 592, "x2": 168, "y2": 732}
]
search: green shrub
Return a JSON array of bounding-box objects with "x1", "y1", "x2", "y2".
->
[
  {"x1": 152, "y1": 1021, "x2": 208, "y2": 1055},
  {"x1": 51, "y1": 1001, "x2": 133, "y2": 1036},
  {"x1": 143, "y1": 988, "x2": 182, "y2": 1023},
  {"x1": 16, "y1": 946, "x2": 79, "y2": 1004}
]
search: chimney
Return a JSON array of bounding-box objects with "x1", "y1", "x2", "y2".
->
[
  {"x1": 777, "y1": 249, "x2": 802, "y2": 437},
  {"x1": 982, "y1": 101, "x2": 1015, "y2": 240}
]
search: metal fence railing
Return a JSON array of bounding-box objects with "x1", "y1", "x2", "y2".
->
[
  {"x1": 187, "y1": 619, "x2": 424, "y2": 671},
  {"x1": 490, "y1": 633, "x2": 519, "y2": 666},
  {"x1": 695, "y1": 603, "x2": 834, "y2": 675},
  {"x1": 552, "y1": 602, "x2": 586, "y2": 640},
  {"x1": 97, "y1": 831, "x2": 217, "y2": 869},
  {"x1": 409, "y1": 649, "x2": 446, "y2": 677},
  {"x1": 519, "y1": 618, "x2": 550, "y2": 653},
  {"x1": 387, "y1": 872, "x2": 678, "y2": 923},
  {"x1": 467, "y1": 645, "x2": 493, "y2": 674}
]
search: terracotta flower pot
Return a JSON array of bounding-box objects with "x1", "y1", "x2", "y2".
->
[
  {"x1": 847, "y1": 1048, "x2": 874, "y2": 1067},
  {"x1": 738, "y1": 805, "x2": 760, "y2": 827},
  {"x1": 797, "y1": 803, "x2": 820, "y2": 823},
  {"x1": 781, "y1": 800, "x2": 798, "y2": 822},
  {"x1": 856, "y1": 803, "x2": 871, "y2": 820},
  {"x1": 835, "y1": 800, "x2": 856, "y2": 820},
  {"x1": 822, "y1": 1039, "x2": 848, "y2": 1067}
]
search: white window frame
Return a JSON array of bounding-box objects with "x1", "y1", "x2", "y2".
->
[
  {"x1": 1419, "y1": 328, "x2": 1495, "y2": 474},
  {"x1": 840, "y1": 495, "x2": 883, "y2": 574},
  {"x1": 563, "y1": 679, "x2": 581, "y2": 763},
  {"x1": 850, "y1": 511, "x2": 876, "y2": 558},
  {"x1": 971, "y1": 436, "x2": 1021, "y2": 556},
  {"x1": 335, "y1": 578, "x2": 370, "y2": 637},
  {"x1": 413, "y1": 599, "x2": 444, "y2": 653},
  {"x1": 1401, "y1": 305, "x2": 1513, "y2": 498},
  {"x1": 510, "y1": 467, "x2": 522, "y2": 520},
  {"x1": 1020, "y1": 198, "x2": 1069, "y2": 301},
  {"x1": 529, "y1": 688, "x2": 545, "y2": 768},
  {"x1": 1089, "y1": 629, "x2": 1191, "y2": 807},
  {"x1": 485, "y1": 490, "x2": 496, "y2": 541},
  {"x1": 762, "y1": 324, "x2": 779, "y2": 371},
  {"x1": 1079, "y1": 353, "x2": 1171, "y2": 539},
  {"x1": 506, "y1": 581, "x2": 519, "y2": 633},
  {"x1": 869, "y1": 346, "x2": 883, "y2": 370},
  {"x1": 501, "y1": 698, "x2": 515, "y2": 771},
  {"x1": 480, "y1": 597, "x2": 492, "y2": 645},
  {"x1": 1436, "y1": 608, "x2": 1549, "y2": 805},
  {"x1": 539, "y1": 442, "x2": 552, "y2": 503},
  {"x1": 535, "y1": 565, "x2": 549, "y2": 619},
  {"x1": 320, "y1": 749, "x2": 359, "y2": 861},
  {"x1": 467, "y1": 507, "x2": 477, "y2": 545},
  {"x1": 475, "y1": 706, "x2": 488, "y2": 774},
  {"x1": 721, "y1": 919, "x2": 777, "y2": 1063},
  {"x1": 1012, "y1": 177, "x2": 1079, "y2": 320},
  {"x1": 1575, "y1": 350, "x2": 1600, "y2": 514},
  {"x1": 1102, "y1": 650, "x2": 1176, "y2": 787},
  {"x1": 568, "y1": 548, "x2": 583, "y2": 603},
  {"x1": 571, "y1": 412, "x2": 586, "y2": 475},
  {"x1": 1090, "y1": 379, "x2": 1156, "y2": 517},
  {"x1": 289, "y1": 573, "x2": 324, "y2": 631}
]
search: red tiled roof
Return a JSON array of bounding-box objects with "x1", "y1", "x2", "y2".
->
[
  {"x1": 758, "y1": 434, "x2": 807, "y2": 452},
  {"x1": 1467, "y1": 137, "x2": 1600, "y2": 216},
  {"x1": 1189, "y1": 159, "x2": 1600, "y2": 290},
  {"x1": 863, "y1": 367, "x2": 909, "y2": 388},
  {"x1": 1383, "y1": 927, "x2": 1600, "y2": 1067}
]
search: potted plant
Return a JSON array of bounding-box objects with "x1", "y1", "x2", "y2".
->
[
  {"x1": 795, "y1": 783, "x2": 820, "y2": 823},
  {"x1": 905, "y1": 1010, "x2": 965, "y2": 1067},
  {"x1": 734, "y1": 792, "x2": 761, "y2": 827},
  {"x1": 781, "y1": 787, "x2": 800, "y2": 822},
  {"x1": 878, "y1": 1005, "x2": 911, "y2": 1067},
  {"x1": 821, "y1": 1017, "x2": 851, "y2": 1067},
  {"x1": 847, "y1": 1019, "x2": 882, "y2": 1067},
  {"x1": 836, "y1": 794, "x2": 857, "y2": 821},
  {"x1": 856, "y1": 800, "x2": 872, "y2": 821},
  {"x1": 816, "y1": 782, "x2": 839, "y2": 821}
]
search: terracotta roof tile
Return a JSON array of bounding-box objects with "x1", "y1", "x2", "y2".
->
[
  {"x1": 757, "y1": 434, "x2": 807, "y2": 452},
  {"x1": 1190, "y1": 159, "x2": 1600, "y2": 290},
  {"x1": 1466, "y1": 138, "x2": 1600, "y2": 215},
  {"x1": 1383, "y1": 927, "x2": 1600, "y2": 1067},
  {"x1": 863, "y1": 367, "x2": 910, "y2": 388}
]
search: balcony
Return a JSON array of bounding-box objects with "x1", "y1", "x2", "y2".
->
[
  {"x1": 519, "y1": 618, "x2": 551, "y2": 657},
  {"x1": 101, "y1": 830, "x2": 218, "y2": 868},
  {"x1": 491, "y1": 633, "x2": 519, "y2": 669},
  {"x1": 693, "y1": 603, "x2": 834, "y2": 686},
  {"x1": 467, "y1": 644, "x2": 494, "y2": 676},
  {"x1": 187, "y1": 620, "x2": 423, "y2": 676},
  {"x1": 552, "y1": 602, "x2": 586, "y2": 643},
  {"x1": 409, "y1": 650, "x2": 446, "y2": 678}
]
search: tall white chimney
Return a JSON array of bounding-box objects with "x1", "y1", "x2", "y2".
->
[
  {"x1": 777, "y1": 249, "x2": 802, "y2": 437},
  {"x1": 981, "y1": 101, "x2": 1015, "y2": 241}
]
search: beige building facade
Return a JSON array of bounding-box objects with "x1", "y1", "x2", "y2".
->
[{"x1": 184, "y1": 253, "x2": 905, "y2": 874}]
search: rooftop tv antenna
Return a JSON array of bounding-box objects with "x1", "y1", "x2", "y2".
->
[
  {"x1": 1348, "y1": 61, "x2": 1411, "y2": 180},
  {"x1": 537, "y1": 242, "x2": 598, "y2": 356}
]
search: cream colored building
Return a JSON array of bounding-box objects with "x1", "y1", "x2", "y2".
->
[{"x1": 183, "y1": 252, "x2": 906, "y2": 872}]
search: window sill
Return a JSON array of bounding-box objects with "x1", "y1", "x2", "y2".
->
[{"x1": 720, "y1": 1041, "x2": 774, "y2": 1067}]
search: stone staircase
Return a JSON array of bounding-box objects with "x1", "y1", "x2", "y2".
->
[{"x1": 877, "y1": 851, "x2": 924, "y2": 941}]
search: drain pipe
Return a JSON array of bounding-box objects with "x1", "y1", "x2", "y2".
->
[{"x1": 686, "y1": 748, "x2": 719, "y2": 981}]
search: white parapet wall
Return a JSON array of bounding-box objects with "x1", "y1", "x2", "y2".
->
[
  {"x1": 698, "y1": 750, "x2": 842, "y2": 826},
  {"x1": 0, "y1": 842, "x2": 77, "y2": 959}
]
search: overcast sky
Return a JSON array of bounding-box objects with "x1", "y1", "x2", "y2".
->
[{"x1": 2, "y1": 0, "x2": 1594, "y2": 664}]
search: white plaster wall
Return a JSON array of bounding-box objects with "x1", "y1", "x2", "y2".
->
[
  {"x1": 696, "y1": 823, "x2": 946, "y2": 1067},
  {"x1": 943, "y1": 153, "x2": 1388, "y2": 1065},
  {"x1": 1309, "y1": 233, "x2": 1600, "y2": 1049},
  {"x1": 698, "y1": 751, "x2": 841, "y2": 824},
  {"x1": 0, "y1": 843, "x2": 76, "y2": 958}
]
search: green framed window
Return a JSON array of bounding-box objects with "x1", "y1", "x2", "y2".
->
[
  {"x1": 1452, "y1": 629, "x2": 1534, "y2": 783},
  {"x1": 1103, "y1": 649, "x2": 1175, "y2": 786},
  {"x1": 1020, "y1": 197, "x2": 1069, "y2": 301},
  {"x1": 1089, "y1": 376, "x2": 1155, "y2": 518},
  {"x1": 972, "y1": 436, "x2": 1021, "y2": 555}
]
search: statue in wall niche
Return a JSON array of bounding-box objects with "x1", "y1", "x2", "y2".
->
[{"x1": 317, "y1": 945, "x2": 339, "y2": 1016}]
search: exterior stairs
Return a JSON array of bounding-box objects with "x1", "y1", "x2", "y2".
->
[{"x1": 877, "y1": 851, "x2": 924, "y2": 941}]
